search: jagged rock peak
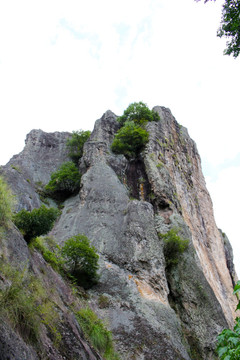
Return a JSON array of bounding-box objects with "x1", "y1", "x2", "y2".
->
[
  {"x1": 1, "y1": 129, "x2": 71, "y2": 211},
  {"x1": 0, "y1": 106, "x2": 238, "y2": 360}
]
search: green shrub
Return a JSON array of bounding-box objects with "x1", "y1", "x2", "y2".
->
[
  {"x1": 76, "y1": 307, "x2": 120, "y2": 359},
  {"x1": 111, "y1": 121, "x2": 149, "y2": 159},
  {"x1": 45, "y1": 161, "x2": 80, "y2": 200},
  {"x1": 0, "y1": 176, "x2": 15, "y2": 227},
  {"x1": 61, "y1": 234, "x2": 99, "y2": 289},
  {"x1": 13, "y1": 205, "x2": 60, "y2": 243},
  {"x1": 30, "y1": 236, "x2": 63, "y2": 271},
  {"x1": 0, "y1": 262, "x2": 60, "y2": 344},
  {"x1": 118, "y1": 101, "x2": 160, "y2": 126},
  {"x1": 159, "y1": 228, "x2": 189, "y2": 268},
  {"x1": 216, "y1": 280, "x2": 240, "y2": 359},
  {"x1": 66, "y1": 130, "x2": 91, "y2": 165}
]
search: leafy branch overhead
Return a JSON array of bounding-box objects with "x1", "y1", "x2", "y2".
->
[
  {"x1": 196, "y1": 0, "x2": 240, "y2": 58},
  {"x1": 217, "y1": 0, "x2": 240, "y2": 58}
]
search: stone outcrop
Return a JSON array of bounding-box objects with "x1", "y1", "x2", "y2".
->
[
  {"x1": 0, "y1": 224, "x2": 103, "y2": 360},
  {"x1": 0, "y1": 107, "x2": 237, "y2": 359},
  {"x1": 0, "y1": 129, "x2": 71, "y2": 211}
]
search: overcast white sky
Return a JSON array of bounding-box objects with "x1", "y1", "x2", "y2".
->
[{"x1": 0, "y1": 0, "x2": 239, "y2": 276}]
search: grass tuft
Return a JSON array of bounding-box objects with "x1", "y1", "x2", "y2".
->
[{"x1": 76, "y1": 307, "x2": 120, "y2": 359}]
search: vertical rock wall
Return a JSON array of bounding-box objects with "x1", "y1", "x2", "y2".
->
[
  {"x1": 1, "y1": 108, "x2": 237, "y2": 359},
  {"x1": 147, "y1": 106, "x2": 237, "y2": 325},
  {"x1": 50, "y1": 108, "x2": 236, "y2": 359}
]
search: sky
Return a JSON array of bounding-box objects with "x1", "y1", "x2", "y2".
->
[{"x1": 0, "y1": 0, "x2": 239, "y2": 276}]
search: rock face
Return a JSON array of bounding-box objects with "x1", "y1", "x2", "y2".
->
[
  {"x1": 0, "y1": 225, "x2": 103, "y2": 360},
  {"x1": 0, "y1": 107, "x2": 238, "y2": 360},
  {"x1": 0, "y1": 129, "x2": 71, "y2": 211}
]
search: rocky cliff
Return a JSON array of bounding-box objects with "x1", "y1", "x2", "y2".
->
[{"x1": 0, "y1": 107, "x2": 237, "y2": 360}]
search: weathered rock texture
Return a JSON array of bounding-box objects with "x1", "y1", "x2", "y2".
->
[
  {"x1": 0, "y1": 107, "x2": 238, "y2": 360},
  {"x1": 0, "y1": 129, "x2": 71, "y2": 211},
  {"x1": 0, "y1": 225, "x2": 103, "y2": 360}
]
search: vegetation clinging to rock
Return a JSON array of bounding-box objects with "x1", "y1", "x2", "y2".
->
[
  {"x1": 0, "y1": 262, "x2": 60, "y2": 344},
  {"x1": 66, "y1": 130, "x2": 91, "y2": 165},
  {"x1": 13, "y1": 205, "x2": 60, "y2": 243},
  {"x1": 111, "y1": 121, "x2": 149, "y2": 159},
  {"x1": 0, "y1": 175, "x2": 15, "y2": 227},
  {"x1": 111, "y1": 102, "x2": 159, "y2": 159},
  {"x1": 158, "y1": 228, "x2": 189, "y2": 268},
  {"x1": 61, "y1": 234, "x2": 99, "y2": 289},
  {"x1": 76, "y1": 307, "x2": 120, "y2": 360},
  {"x1": 29, "y1": 234, "x2": 100, "y2": 290},
  {"x1": 45, "y1": 161, "x2": 80, "y2": 200},
  {"x1": 30, "y1": 236, "x2": 63, "y2": 272}
]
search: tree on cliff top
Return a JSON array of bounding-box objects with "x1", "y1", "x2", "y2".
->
[
  {"x1": 111, "y1": 102, "x2": 159, "y2": 159},
  {"x1": 111, "y1": 121, "x2": 149, "y2": 159},
  {"x1": 117, "y1": 101, "x2": 160, "y2": 126}
]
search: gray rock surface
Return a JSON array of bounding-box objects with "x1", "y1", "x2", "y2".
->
[
  {"x1": 1, "y1": 129, "x2": 71, "y2": 211},
  {"x1": 0, "y1": 320, "x2": 38, "y2": 360},
  {"x1": 219, "y1": 229, "x2": 238, "y2": 287},
  {"x1": 0, "y1": 107, "x2": 237, "y2": 359},
  {"x1": 0, "y1": 223, "x2": 103, "y2": 360}
]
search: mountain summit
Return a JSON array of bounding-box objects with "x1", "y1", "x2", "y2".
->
[{"x1": 0, "y1": 106, "x2": 237, "y2": 360}]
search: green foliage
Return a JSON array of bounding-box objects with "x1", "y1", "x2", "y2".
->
[
  {"x1": 76, "y1": 307, "x2": 120, "y2": 359},
  {"x1": 216, "y1": 280, "x2": 240, "y2": 359},
  {"x1": 111, "y1": 121, "x2": 149, "y2": 159},
  {"x1": 117, "y1": 101, "x2": 160, "y2": 126},
  {"x1": 61, "y1": 234, "x2": 99, "y2": 289},
  {"x1": 0, "y1": 176, "x2": 15, "y2": 227},
  {"x1": 0, "y1": 264, "x2": 39, "y2": 342},
  {"x1": 13, "y1": 205, "x2": 60, "y2": 243},
  {"x1": 0, "y1": 262, "x2": 60, "y2": 344},
  {"x1": 217, "y1": 0, "x2": 240, "y2": 58},
  {"x1": 112, "y1": 102, "x2": 159, "y2": 159},
  {"x1": 30, "y1": 235, "x2": 99, "y2": 289},
  {"x1": 10, "y1": 164, "x2": 22, "y2": 173},
  {"x1": 30, "y1": 236, "x2": 63, "y2": 271},
  {"x1": 45, "y1": 161, "x2": 80, "y2": 200},
  {"x1": 159, "y1": 228, "x2": 189, "y2": 268},
  {"x1": 196, "y1": 0, "x2": 240, "y2": 58},
  {"x1": 66, "y1": 130, "x2": 91, "y2": 165}
]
